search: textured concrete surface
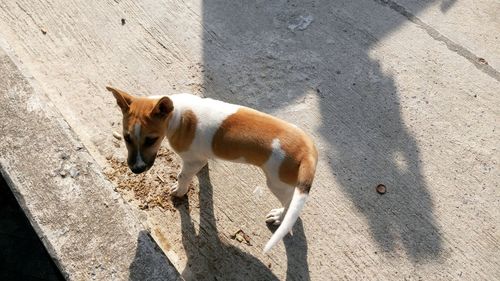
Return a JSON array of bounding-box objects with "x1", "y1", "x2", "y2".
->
[
  {"x1": 0, "y1": 46, "x2": 180, "y2": 280},
  {"x1": 0, "y1": 0, "x2": 498, "y2": 280},
  {"x1": 0, "y1": 176, "x2": 64, "y2": 281}
]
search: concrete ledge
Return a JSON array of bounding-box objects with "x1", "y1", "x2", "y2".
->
[{"x1": 0, "y1": 46, "x2": 180, "y2": 280}]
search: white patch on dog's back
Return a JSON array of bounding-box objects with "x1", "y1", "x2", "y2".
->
[{"x1": 168, "y1": 94, "x2": 240, "y2": 158}]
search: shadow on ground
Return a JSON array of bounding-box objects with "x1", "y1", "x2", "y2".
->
[
  {"x1": 174, "y1": 166, "x2": 310, "y2": 280},
  {"x1": 201, "y1": 0, "x2": 446, "y2": 264}
]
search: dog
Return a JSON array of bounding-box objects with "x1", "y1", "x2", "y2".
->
[{"x1": 107, "y1": 86, "x2": 318, "y2": 252}]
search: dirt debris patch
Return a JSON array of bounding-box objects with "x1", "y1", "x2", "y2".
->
[
  {"x1": 230, "y1": 229, "x2": 252, "y2": 246},
  {"x1": 104, "y1": 146, "x2": 197, "y2": 212}
]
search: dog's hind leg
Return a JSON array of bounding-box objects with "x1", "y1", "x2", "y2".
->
[
  {"x1": 264, "y1": 176, "x2": 295, "y2": 225},
  {"x1": 170, "y1": 157, "x2": 207, "y2": 197}
]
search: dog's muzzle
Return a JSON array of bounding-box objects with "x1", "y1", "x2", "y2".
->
[{"x1": 130, "y1": 163, "x2": 148, "y2": 174}]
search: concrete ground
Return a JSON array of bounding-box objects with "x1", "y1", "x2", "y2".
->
[
  {"x1": 0, "y1": 0, "x2": 499, "y2": 280},
  {"x1": 0, "y1": 177, "x2": 64, "y2": 281}
]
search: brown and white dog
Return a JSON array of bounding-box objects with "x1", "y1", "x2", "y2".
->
[{"x1": 107, "y1": 86, "x2": 318, "y2": 252}]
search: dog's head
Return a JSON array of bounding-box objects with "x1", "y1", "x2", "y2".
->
[{"x1": 107, "y1": 86, "x2": 173, "y2": 174}]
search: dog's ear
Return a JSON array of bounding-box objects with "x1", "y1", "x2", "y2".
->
[
  {"x1": 151, "y1": 96, "x2": 174, "y2": 118},
  {"x1": 106, "y1": 86, "x2": 134, "y2": 113}
]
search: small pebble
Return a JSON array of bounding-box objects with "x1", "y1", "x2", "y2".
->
[
  {"x1": 69, "y1": 167, "x2": 80, "y2": 178},
  {"x1": 59, "y1": 170, "x2": 68, "y2": 178},
  {"x1": 41, "y1": 28, "x2": 47, "y2": 35},
  {"x1": 478, "y1": 57, "x2": 488, "y2": 65},
  {"x1": 376, "y1": 184, "x2": 386, "y2": 194},
  {"x1": 112, "y1": 131, "x2": 122, "y2": 140},
  {"x1": 121, "y1": 18, "x2": 126, "y2": 25}
]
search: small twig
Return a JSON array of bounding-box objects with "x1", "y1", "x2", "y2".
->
[{"x1": 157, "y1": 174, "x2": 165, "y2": 183}]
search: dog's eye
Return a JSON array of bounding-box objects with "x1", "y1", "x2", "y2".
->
[
  {"x1": 144, "y1": 137, "x2": 159, "y2": 147},
  {"x1": 124, "y1": 134, "x2": 132, "y2": 144}
]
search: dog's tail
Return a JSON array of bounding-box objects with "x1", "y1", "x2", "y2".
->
[{"x1": 263, "y1": 154, "x2": 317, "y2": 253}]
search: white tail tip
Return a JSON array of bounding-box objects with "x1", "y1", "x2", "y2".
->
[{"x1": 262, "y1": 188, "x2": 307, "y2": 253}]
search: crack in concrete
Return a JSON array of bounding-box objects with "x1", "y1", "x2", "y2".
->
[
  {"x1": 15, "y1": 2, "x2": 39, "y2": 28},
  {"x1": 375, "y1": 0, "x2": 500, "y2": 82}
]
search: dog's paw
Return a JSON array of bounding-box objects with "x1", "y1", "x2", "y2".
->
[
  {"x1": 170, "y1": 184, "x2": 188, "y2": 197},
  {"x1": 265, "y1": 208, "x2": 285, "y2": 225}
]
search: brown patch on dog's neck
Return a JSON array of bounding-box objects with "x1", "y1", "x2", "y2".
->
[{"x1": 167, "y1": 109, "x2": 198, "y2": 153}]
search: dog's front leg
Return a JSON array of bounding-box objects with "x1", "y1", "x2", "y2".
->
[{"x1": 170, "y1": 158, "x2": 207, "y2": 197}]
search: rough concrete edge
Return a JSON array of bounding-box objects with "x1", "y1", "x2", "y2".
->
[
  {"x1": 0, "y1": 36, "x2": 182, "y2": 280},
  {"x1": 0, "y1": 33, "x2": 70, "y2": 279},
  {"x1": 0, "y1": 165, "x2": 69, "y2": 277}
]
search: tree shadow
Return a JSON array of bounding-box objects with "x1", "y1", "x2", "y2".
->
[
  {"x1": 268, "y1": 218, "x2": 310, "y2": 280},
  {"x1": 440, "y1": 0, "x2": 457, "y2": 13},
  {"x1": 201, "y1": 0, "x2": 444, "y2": 263},
  {"x1": 175, "y1": 165, "x2": 283, "y2": 280}
]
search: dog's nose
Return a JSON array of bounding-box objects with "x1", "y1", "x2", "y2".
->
[{"x1": 131, "y1": 164, "x2": 148, "y2": 174}]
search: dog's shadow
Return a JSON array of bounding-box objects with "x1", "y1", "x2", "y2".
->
[{"x1": 175, "y1": 165, "x2": 310, "y2": 281}]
